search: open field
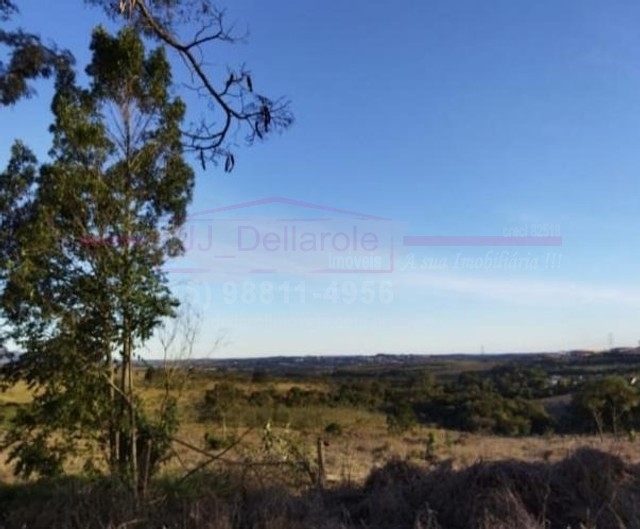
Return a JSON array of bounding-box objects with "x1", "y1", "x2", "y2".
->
[
  {"x1": 4, "y1": 351, "x2": 640, "y2": 476},
  {"x1": 2, "y1": 441, "x2": 640, "y2": 528},
  {"x1": 3, "y1": 350, "x2": 640, "y2": 527}
]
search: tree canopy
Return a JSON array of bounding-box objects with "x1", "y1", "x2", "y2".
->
[
  {"x1": 0, "y1": 0, "x2": 293, "y2": 491},
  {"x1": 0, "y1": 24, "x2": 195, "y2": 487},
  {"x1": 1, "y1": 0, "x2": 293, "y2": 165},
  {"x1": 0, "y1": 0, "x2": 72, "y2": 105}
]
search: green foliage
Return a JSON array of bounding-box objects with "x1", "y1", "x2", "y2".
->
[
  {"x1": 1, "y1": 0, "x2": 293, "y2": 492},
  {"x1": 143, "y1": 366, "x2": 157, "y2": 383},
  {"x1": 461, "y1": 394, "x2": 551, "y2": 435},
  {"x1": 193, "y1": 366, "x2": 560, "y2": 437},
  {"x1": 251, "y1": 369, "x2": 271, "y2": 383},
  {"x1": 0, "y1": 26, "x2": 192, "y2": 486},
  {"x1": 200, "y1": 382, "x2": 242, "y2": 421},
  {"x1": 203, "y1": 431, "x2": 237, "y2": 451},
  {"x1": 0, "y1": 1, "x2": 73, "y2": 105},
  {"x1": 386, "y1": 401, "x2": 418, "y2": 434},
  {"x1": 136, "y1": 398, "x2": 179, "y2": 484},
  {"x1": 247, "y1": 388, "x2": 276, "y2": 407},
  {"x1": 324, "y1": 422, "x2": 343, "y2": 436},
  {"x1": 487, "y1": 363, "x2": 551, "y2": 399},
  {"x1": 169, "y1": 358, "x2": 640, "y2": 440},
  {"x1": 335, "y1": 381, "x2": 383, "y2": 408},
  {"x1": 260, "y1": 421, "x2": 317, "y2": 487},
  {"x1": 571, "y1": 376, "x2": 640, "y2": 436},
  {"x1": 3, "y1": 0, "x2": 293, "y2": 159},
  {"x1": 414, "y1": 367, "x2": 554, "y2": 436},
  {"x1": 7, "y1": 431, "x2": 65, "y2": 479}
]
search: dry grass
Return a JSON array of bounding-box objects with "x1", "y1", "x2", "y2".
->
[
  {"x1": 159, "y1": 416, "x2": 640, "y2": 492},
  {"x1": 4, "y1": 372, "x2": 640, "y2": 489},
  {"x1": 0, "y1": 382, "x2": 31, "y2": 404},
  {"x1": 4, "y1": 396, "x2": 640, "y2": 487},
  {"x1": 3, "y1": 377, "x2": 640, "y2": 527},
  {"x1": 1, "y1": 447, "x2": 639, "y2": 528},
  {"x1": 5, "y1": 369, "x2": 640, "y2": 526},
  {"x1": 421, "y1": 429, "x2": 640, "y2": 467}
]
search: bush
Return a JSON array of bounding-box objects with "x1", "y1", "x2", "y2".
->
[
  {"x1": 1, "y1": 448, "x2": 639, "y2": 529},
  {"x1": 324, "y1": 422, "x2": 343, "y2": 436},
  {"x1": 386, "y1": 402, "x2": 418, "y2": 434}
]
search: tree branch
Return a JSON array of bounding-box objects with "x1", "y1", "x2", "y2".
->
[{"x1": 126, "y1": 0, "x2": 293, "y2": 168}]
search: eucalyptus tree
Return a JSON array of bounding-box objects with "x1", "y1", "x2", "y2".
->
[
  {"x1": 1, "y1": 0, "x2": 292, "y2": 491},
  {"x1": 0, "y1": 0, "x2": 72, "y2": 104},
  {"x1": 2, "y1": 0, "x2": 293, "y2": 164},
  {"x1": 0, "y1": 26, "x2": 193, "y2": 491}
]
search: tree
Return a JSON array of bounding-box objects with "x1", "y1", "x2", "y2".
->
[
  {"x1": 200, "y1": 382, "x2": 243, "y2": 437},
  {"x1": 386, "y1": 400, "x2": 418, "y2": 434},
  {"x1": 0, "y1": 0, "x2": 73, "y2": 105},
  {"x1": 1, "y1": 0, "x2": 292, "y2": 491},
  {"x1": 2, "y1": 0, "x2": 293, "y2": 166},
  {"x1": 1, "y1": 0, "x2": 292, "y2": 483},
  {"x1": 0, "y1": 26, "x2": 193, "y2": 492},
  {"x1": 572, "y1": 376, "x2": 640, "y2": 439}
]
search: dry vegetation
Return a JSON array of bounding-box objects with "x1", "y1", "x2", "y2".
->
[
  {"x1": 4, "y1": 360, "x2": 640, "y2": 527},
  {"x1": 1, "y1": 447, "x2": 640, "y2": 528},
  {"x1": 163, "y1": 424, "x2": 640, "y2": 487}
]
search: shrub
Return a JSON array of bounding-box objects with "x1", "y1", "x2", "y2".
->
[{"x1": 324, "y1": 422, "x2": 343, "y2": 436}]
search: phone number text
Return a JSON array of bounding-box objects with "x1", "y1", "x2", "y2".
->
[{"x1": 221, "y1": 281, "x2": 394, "y2": 305}]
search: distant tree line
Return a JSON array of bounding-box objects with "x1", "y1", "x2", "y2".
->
[{"x1": 190, "y1": 364, "x2": 640, "y2": 438}]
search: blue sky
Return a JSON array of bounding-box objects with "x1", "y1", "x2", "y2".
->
[{"x1": 2, "y1": 0, "x2": 640, "y2": 356}]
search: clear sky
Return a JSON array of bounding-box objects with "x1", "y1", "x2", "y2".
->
[{"x1": 2, "y1": 0, "x2": 640, "y2": 357}]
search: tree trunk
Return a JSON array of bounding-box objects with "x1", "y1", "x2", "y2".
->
[
  {"x1": 107, "y1": 345, "x2": 118, "y2": 473},
  {"x1": 316, "y1": 437, "x2": 326, "y2": 490},
  {"x1": 124, "y1": 329, "x2": 138, "y2": 498}
]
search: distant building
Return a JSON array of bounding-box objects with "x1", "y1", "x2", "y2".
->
[
  {"x1": 608, "y1": 347, "x2": 640, "y2": 355},
  {"x1": 566, "y1": 350, "x2": 596, "y2": 358}
]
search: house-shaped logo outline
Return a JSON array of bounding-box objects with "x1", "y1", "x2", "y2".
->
[{"x1": 168, "y1": 197, "x2": 397, "y2": 274}]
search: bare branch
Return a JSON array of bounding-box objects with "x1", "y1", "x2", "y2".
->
[
  {"x1": 123, "y1": 0, "x2": 293, "y2": 167},
  {"x1": 173, "y1": 427, "x2": 254, "y2": 483}
]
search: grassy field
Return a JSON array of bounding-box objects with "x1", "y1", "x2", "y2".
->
[
  {"x1": 3, "y1": 353, "x2": 640, "y2": 527},
  {"x1": 4, "y1": 354, "x2": 640, "y2": 483}
]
